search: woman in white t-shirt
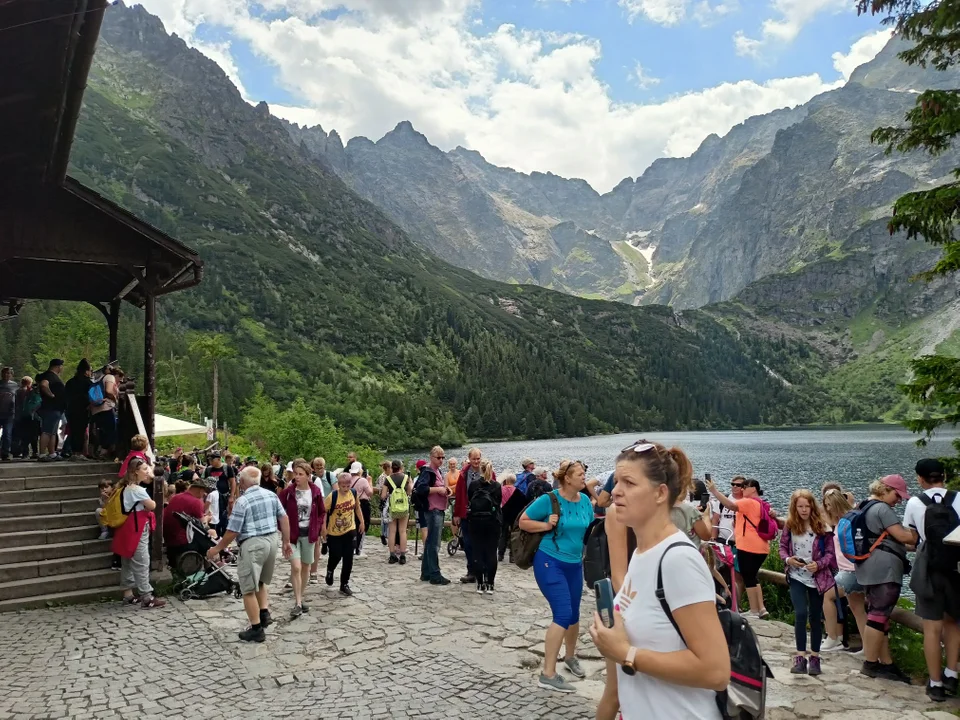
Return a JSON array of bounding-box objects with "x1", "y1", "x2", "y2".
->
[{"x1": 591, "y1": 440, "x2": 729, "y2": 720}]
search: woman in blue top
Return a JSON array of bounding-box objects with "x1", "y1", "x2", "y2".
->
[{"x1": 520, "y1": 459, "x2": 594, "y2": 693}]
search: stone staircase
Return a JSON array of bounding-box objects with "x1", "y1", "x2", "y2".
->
[{"x1": 0, "y1": 460, "x2": 121, "y2": 611}]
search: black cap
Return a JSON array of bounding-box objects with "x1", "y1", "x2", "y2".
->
[
  {"x1": 915, "y1": 458, "x2": 946, "y2": 482},
  {"x1": 208, "y1": 451, "x2": 221, "y2": 459}
]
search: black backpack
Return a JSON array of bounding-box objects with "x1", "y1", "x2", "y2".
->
[
  {"x1": 919, "y1": 490, "x2": 960, "y2": 575},
  {"x1": 469, "y1": 482, "x2": 499, "y2": 519},
  {"x1": 657, "y1": 542, "x2": 772, "y2": 720},
  {"x1": 582, "y1": 517, "x2": 636, "y2": 589}
]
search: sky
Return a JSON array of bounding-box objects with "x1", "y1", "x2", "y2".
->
[{"x1": 128, "y1": 0, "x2": 893, "y2": 192}]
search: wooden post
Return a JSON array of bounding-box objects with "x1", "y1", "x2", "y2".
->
[
  {"x1": 108, "y1": 299, "x2": 120, "y2": 364},
  {"x1": 143, "y1": 292, "x2": 162, "y2": 570}
]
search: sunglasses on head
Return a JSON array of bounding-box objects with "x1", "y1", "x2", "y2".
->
[{"x1": 621, "y1": 441, "x2": 657, "y2": 454}]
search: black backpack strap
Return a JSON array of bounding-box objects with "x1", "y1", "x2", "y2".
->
[
  {"x1": 655, "y1": 541, "x2": 700, "y2": 642},
  {"x1": 550, "y1": 491, "x2": 562, "y2": 549},
  {"x1": 327, "y1": 489, "x2": 339, "y2": 529},
  {"x1": 919, "y1": 493, "x2": 934, "y2": 507}
]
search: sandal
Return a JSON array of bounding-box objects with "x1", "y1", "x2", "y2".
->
[{"x1": 140, "y1": 595, "x2": 167, "y2": 609}]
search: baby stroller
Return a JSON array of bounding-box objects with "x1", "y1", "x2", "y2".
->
[
  {"x1": 169, "y1": 512, "x2": 241, "y2": 600},
  {"x1": 447, "y1": 523, "x2": 462, "y2": 556}
]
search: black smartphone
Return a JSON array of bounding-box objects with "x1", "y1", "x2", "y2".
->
[
  {"x1": 705, "y1": 472, "x2": 712, "y2": 482},
  {"x1": 595, "y1": 578, "x2": 615, "y2": 628}
]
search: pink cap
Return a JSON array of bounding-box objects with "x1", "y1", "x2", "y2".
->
[
  {"x1": 415, "y1": 459, "x2": 427, "y2": 470},
  {"x1": 881, "y1": 474, "x2": 910, "y2": 501}
]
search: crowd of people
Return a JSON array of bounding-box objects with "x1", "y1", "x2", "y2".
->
[
  {"x1": 0, "y1": 358, "x2": 124, "y2": 463},
  {"x1": 87, "y1": 424, "x2": 960, "y2": 715}
]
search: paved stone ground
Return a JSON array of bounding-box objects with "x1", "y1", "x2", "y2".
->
[{"x1": 1, "y1": 543, "x2": 958, "y2": 719}]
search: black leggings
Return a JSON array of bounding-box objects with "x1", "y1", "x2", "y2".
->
[
  {"x1": 738, "y1": 549, "x2": 767, "y2": 589},
  {"x1": 327, "y1": 531, "x2": 356, "y2": 587},
  {"x1": 469, "y1": 517, "x2": 501, "y2": 586}
]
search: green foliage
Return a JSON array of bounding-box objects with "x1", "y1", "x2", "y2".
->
[
  {"x1": 760, "y1": 544, "x2": 795, "y2": 623},
  {"x1": 889, "y1": 598, "x2": 929, "y2": 680},
  {"x1": 32, "y1": 306, "x2": 108, "y2": 376},
  {"x1": 240, "y1": 392, "x2": 347, "y2": 463}
]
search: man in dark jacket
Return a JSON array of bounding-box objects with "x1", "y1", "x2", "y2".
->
[
  {"x1": 452, "y1": 447, "x2": 497, "y2": 584},
  {"x1": 63, "y1": 359, "x2": 92, "y2": 460}
]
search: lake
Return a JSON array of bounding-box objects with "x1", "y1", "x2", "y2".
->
[{"x1": 455, "y1": 426, "x2": 958, "y2": 512}]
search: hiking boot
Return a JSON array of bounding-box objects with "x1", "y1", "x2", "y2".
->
[
  {"x1": 325, "y1": 571, "x2": 334, "y2": 587},
  {"x1": 388, "y1": 555, "x2": 399, "y2": 565},
  {"x1": 430, "y1": 576, "x2": 451, "y2": 586},
  {"x1": 340, "y1": 585, "x2": 353, "y2": 597},
  {"x1": 290, "y1": 604, "x2": 303, "y2": 619},
  {"x1": 927, "y1": 682, "x2": 946, "y2": 702},
  {"x1": 878, "y1": 662, "x2": 911, "y2": 684},
  {"x1": 791, "y1": 656, "x2": 808, "y2": 674},
  {"x1": 538, "y1": 673, "x2": 576, "y2": 693},
  {"x1": 943, "y1": 674, "x2": 958, "y2": 695},
  {"x1": 260, "y1": 611, "x2": 273, "y2": 628},
  {"x1": 564, "y1": 657, "x2": 586, "y2": 679},
  {"x1": 300, "y1": 602, "x2": 309, "y2": 613},
  {"x1": 807, "y1": 656, "x2": 821, "y2": 676},
  {"x1": 861, "y1": 660, "x2": 881, "y2": 678},
  {"x1": 460, "y1": 574, "x2": 476, "y2": 584},
  {"x1": 239, "y1": 626, "x2": 265, "y2": 643},
  {"x1": 380, "y1": 536, "x2": 388, "y2": 546},
  {"x1": 399, "y1": 554, "x2": 407, "y2": 565}
]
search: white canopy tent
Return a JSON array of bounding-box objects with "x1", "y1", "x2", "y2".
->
[{"x1": 153, "y1": 413, "x2": 207, "y2": 438}]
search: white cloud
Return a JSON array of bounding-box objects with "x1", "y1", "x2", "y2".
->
[
  {"x1": 692, "y1": 0, "x2": 739, "y2": 25},
  {"x1": 832, "y1": 28, "x2": 893, "y2": 80},
  {"x1": 129, "y1": 0, "x2": 872, "y2": 192},
  {"x1": 619, "y1": 0, "x2": 687, "y2": 26},
  {"x1": 632, "y1": 63, "x2": 661, "y2": 89},
  {"x1": 734, "y1": 0, "x2": 850, "y2": 57}
]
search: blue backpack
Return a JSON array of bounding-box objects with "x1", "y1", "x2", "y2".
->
[
  {"x1": 836, "y1": 499, "x2": 886, "y2": 563},
  {"x1": 88, "y1": 381, "x2": 105, "y2": 406}
]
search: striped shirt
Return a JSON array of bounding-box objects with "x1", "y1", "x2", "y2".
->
[{"x1": 228, "y1": 485, "x2": 286, "y2": 542}]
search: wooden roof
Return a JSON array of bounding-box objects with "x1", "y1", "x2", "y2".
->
[{"x1": 0, "y1": 0, "x2": 202, "y2": 309}]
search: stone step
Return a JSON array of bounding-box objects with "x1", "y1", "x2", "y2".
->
[
  {"x1": 0, "y1": 552, "x2": 114, "y2": 583},
  {"x1": 0, "y1": 538, "x2": 110, "y2": 564},
  {"x1": 0, "y1": 512, "x2": 94, "y2": 533},
  {"x1": 0, "y1": 473, "x2": 116, "y2": 492},
  {"x1": 0, "y1": 485, "x2": 99, "y2": 504},
  {"x1": 0, "y1": 568, "x2": 120, "y2": 601},
  {"x1": 0, "y1": 585, "x2": 123, "y2": 612},
  {"x1": 0, "y1": 497, "x2": 99, "y2": 518},
  {"x1": 0, "y1": 525, "x2": 100, "y2": 549},
  {"x1": 0, "y1": 461, "x2": 117, "y2": 479}
]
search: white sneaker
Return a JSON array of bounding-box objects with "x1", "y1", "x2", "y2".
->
[{"x1": 821, "y1": 637, "x2": 842, "y2": 653}]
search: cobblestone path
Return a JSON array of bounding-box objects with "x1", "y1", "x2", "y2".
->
[{"x1": 0, "y1": 546, "x2": 957, "y2": 719}]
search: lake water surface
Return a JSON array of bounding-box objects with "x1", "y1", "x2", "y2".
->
[{"x1": 461, "y1": 426, "x2": 958, "y2": 512}]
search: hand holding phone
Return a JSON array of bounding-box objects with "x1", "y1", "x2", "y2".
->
[{"x1": 595, "y1": 578, "x2": 615, "y2": 628}]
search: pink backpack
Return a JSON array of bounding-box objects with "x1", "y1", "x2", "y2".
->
[{"x1": 743, "y1": 498, "x2": 778, "y2": 541}]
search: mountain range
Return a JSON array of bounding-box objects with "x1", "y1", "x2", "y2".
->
[{"x1": 13, "y1": 1, "x2": 878, "y2": 451}]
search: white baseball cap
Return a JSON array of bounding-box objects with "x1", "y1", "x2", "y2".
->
[{"x1": 349, "y1": 461, "x2": 363, "y2": 475}]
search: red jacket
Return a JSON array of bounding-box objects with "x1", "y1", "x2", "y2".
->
[
  {"x1": 278, "y1": 482, "x2": 326, "y2": 544},
  {"x1": 454, "y1": 466, "x2": 498, "y2": 519},
  {"x1": 112, "y1": 507, "x2": 156, "y2": 558}
]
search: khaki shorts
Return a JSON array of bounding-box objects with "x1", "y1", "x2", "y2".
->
[
  {"x1": 293, "y1": 535, "x2": 315, "y2": 565},
  {"x1": 237, "y1": 534, "x2": 278, "y2": 595}
]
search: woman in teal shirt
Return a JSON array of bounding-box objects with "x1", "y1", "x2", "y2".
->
[{"x1": 520, "y1": 459, "x2": 594, "y2": 693}]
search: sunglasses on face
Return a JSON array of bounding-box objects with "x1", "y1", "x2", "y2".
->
[{"x1": 731, "y1": 483, "x2": 744, "y2": 488}]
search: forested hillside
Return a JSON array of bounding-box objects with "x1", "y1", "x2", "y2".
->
[{"x1": 0, "y1": 4, "x2": 865, "y2": 450}]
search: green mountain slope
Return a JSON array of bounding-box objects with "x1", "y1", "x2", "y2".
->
[{"x1": 0, "y1": 4, "x2": 864, "y2": 449}]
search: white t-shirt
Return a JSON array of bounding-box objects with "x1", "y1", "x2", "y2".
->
[
  {"x1": 710, "y1": 498, "x2": 736, "y2": 542},
  {"x1": 122, "y1": 485, "x2": 150, "y2": 513},
  {"x1": 206, "y1": 489, "x2": 220, "y2": 524},
  {"x1": 903, "y1": 488, "x2": 960, "y2": 544},
  {"x1": 615, "y1": 531, "x2": 721, "y2": 720},
  {"x1": 296, "y1": 488, "x2": 312, "y2": 530}
]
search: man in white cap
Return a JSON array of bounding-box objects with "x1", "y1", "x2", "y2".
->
[{"x1": 347, "y1": 460, "x2": 373, "y2": 556}]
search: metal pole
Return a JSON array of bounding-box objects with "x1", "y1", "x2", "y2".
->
[{"x1": 108, "y1": 299, "x2": 120, "y2": 365}]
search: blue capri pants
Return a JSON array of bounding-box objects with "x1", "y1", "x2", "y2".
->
[{"x1": 533, "y1": 548, "x2": 583, "y2": 629}]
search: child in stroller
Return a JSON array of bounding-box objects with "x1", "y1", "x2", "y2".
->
[{"x1": 170, "y1": 511, "x2": 241, "y2": 601}]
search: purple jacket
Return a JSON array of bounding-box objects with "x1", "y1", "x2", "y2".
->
[
  {"x1": 279, "y1": 482, "x2": 326, "y2": 544},
  {"x1": 779, "y1": 528, "x2": 837, "y2": 595}
]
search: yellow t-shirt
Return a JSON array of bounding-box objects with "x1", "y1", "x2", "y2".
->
[{"x1": 325, "y1": 489, "x2": 357, "y2": 536}]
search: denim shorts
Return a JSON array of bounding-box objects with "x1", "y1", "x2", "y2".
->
[
  {"x1": 835, "y1": 570, "x2": 863, "y2": 595},
  {"x1": 38, "y1": 409, "x2": 62, "y2": 436}
]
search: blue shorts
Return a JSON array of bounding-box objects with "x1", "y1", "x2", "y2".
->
[
  {"x1": 417, "y1": 510, "x2": 427, "y2": 528},
  {"x1": 836, "y1": 570, "x2": 863, "y2": 594},
  {"x1": 532, "y1": 548, "x2": 583, "y2": 629},
  {"x1": 38, "y1": 410, "x2": 62, "y2": 436}
]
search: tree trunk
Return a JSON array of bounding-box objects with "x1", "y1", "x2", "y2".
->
[{"x1": 212, "y1": 360, "x2": 219, "y2": 438}]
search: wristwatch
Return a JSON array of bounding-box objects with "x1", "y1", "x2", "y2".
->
[{"x1": 621, "y1": 646, "x2": 637, "y2": 676}]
